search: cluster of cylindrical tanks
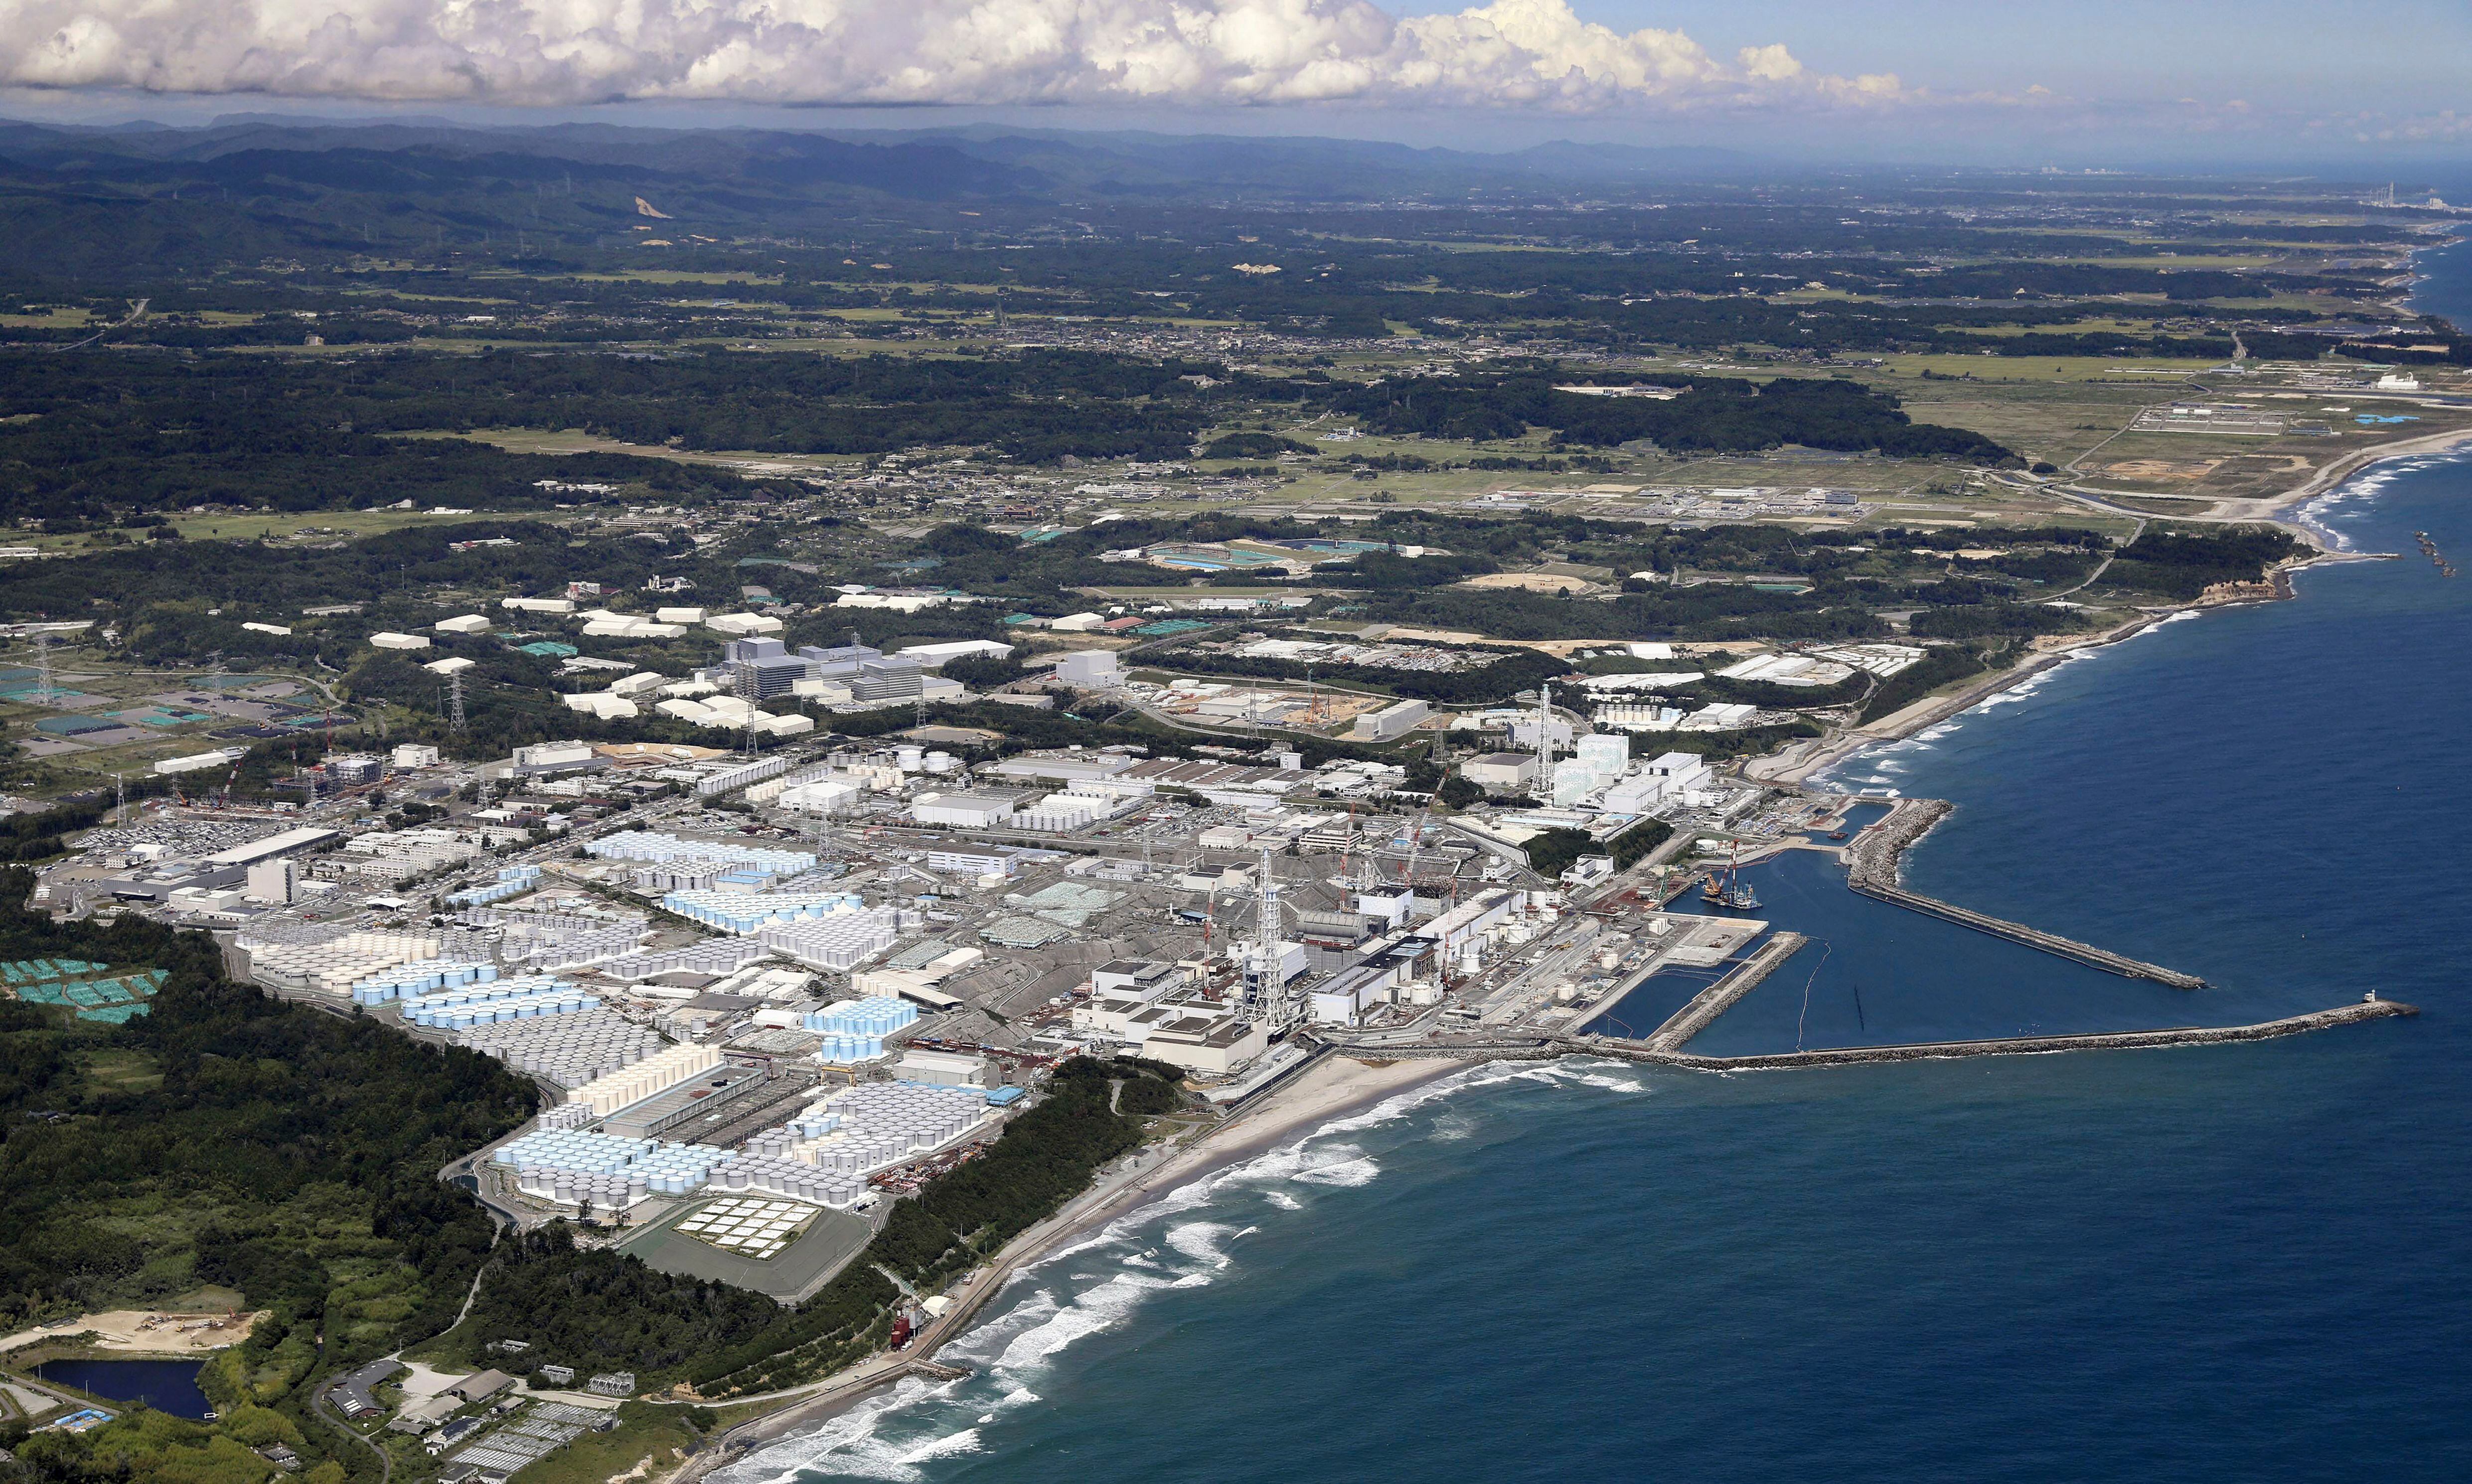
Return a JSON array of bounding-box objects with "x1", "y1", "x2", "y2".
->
[
  {"x1": 403, "y1": 984, "x2": 600, "y2": 1030},
  {"x1": 519, "y1": 1168, "x2": 649, "y2": 1207},
  {"x1": 803, "y1": 996, "x2": 919, "y2": 1039},
  {"x1": 349, "y1": 959, "x2": 499, "y2": 1005},
  {"x1": 446, "y1": 865, "x2": 541, "y2": 908},
  {"x1": 710, "y1": 1154, "x2": 865, "y2": 1208},
  {"x1": 757, "y1": 908, "x2": 902, "y2": 969},
  {"x1": 504, "y1": 925, "x2": 645, "y2": 972},
  {"x1": 663, "y1": 889, "x2": 867, "y2": 935},
  {"x1": 572, "y1": 1042, "x2": 722, "y2": 1117},
  {"x1": 457, "y1": 1006, "x2": 662, "y2": 1087},
  {"x1": 499, "y1": 1129, "x2": 731, "y2": 1202},
  {"x1": 782, "y1": 1082, "x2": 988, "y2": 1182},
  {"x1": 585, "y1": 830, "x2": 817, "y2": 875},
  {"x1": 250, "y1": 931, "x2": 440, "y2": 997},
  {"x1": 809, "y1": 1032, "x2": 887, "y2": 1063},
  {"x1": 602, "y1": 939, "x2": 768, "y2": 983},
  {"x1": 400, "y1": 971, "x2": 563, "y2": 1011}
]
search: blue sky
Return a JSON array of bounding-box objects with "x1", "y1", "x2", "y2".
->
[
  {"x1": 0, "y1": 0, "x2": 2464, "y2": 166},
  {"x1": 1545, "y1": 0, "x2": 2470, "y2": 105}
]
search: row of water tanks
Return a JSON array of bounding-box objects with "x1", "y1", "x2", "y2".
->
[
  {"x1": 663, "y1": 889, "x2": 867, "y2": 934},
  {"x1": 460, "y1": 1009, "x2": 661, "y2": 1087},
  {"x1": 571, "y1": 1042, "x2": 721, "y2": 1117},
  {"x1": 757, "y1": 911, "x2": 901, "y2": 971},
  {"x1": 519, "y1": 1169, "x2": 648, "y2": 1206},
  {"x1": 895, "y1": 746, "x2": 959, "y2": 774},
  {"x1": 497, "y1": 1129, "x2": 663, "y2": 1176},
  {"x1": 810, "y1": 1032, "x2": 887, "y2": 1063},
  {"x1": 405, "y1": 987, "x2": 600, "y2": 1030},
  {"x1": 709, "y1": 1155, "x2": 867, "y2": 1208},
  {"x1": 350, "y1": 959, "x2": 500, "y2": 1004},
  {"x1": 585, "y1": 830, "x2": 818, "y2": 875},
  {"x1": 783, "y1": 1082, "x2": 990, "y2": 1178},
  {"x1": 403, "y1": 971, "x2": 570, "y2": 1012},
  {"x1": 446, "y1": 864, "x2": 541, "y2": 908},
  {"x1": 498, "y1": 1128, "x2": 732, "y2": 1185},
  {"x1": 254, "y1": 932, "x2": 442, "y2": 997},
  {"x1": 804, "y1": 996, "x2": 919, "y2": 1039}
]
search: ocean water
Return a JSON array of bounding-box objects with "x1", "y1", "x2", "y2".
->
[{"x1": 724, "y1": 378, "x2": 2472, "y2": 1484}]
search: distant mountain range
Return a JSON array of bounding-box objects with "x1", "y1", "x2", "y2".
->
[
  {"x1": 0, "y1": 116, "x2": 1770, "y2": 280},
  {"x1": 0, "y1": 116, "x2": 1763, "y2": 200}
]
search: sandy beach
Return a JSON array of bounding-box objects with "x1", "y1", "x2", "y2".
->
[{"x1": 690, "y1": 1052, "x2": 1463, "y2": 1475}]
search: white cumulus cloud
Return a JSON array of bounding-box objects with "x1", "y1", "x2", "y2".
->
[{"x1": 0, "y1": 0, "x2": 1909, "y2": 111}]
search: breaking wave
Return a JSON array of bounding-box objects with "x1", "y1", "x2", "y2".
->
[{"x1": 717, "y1": 1055, "x2": 1651, "y2": 1480}]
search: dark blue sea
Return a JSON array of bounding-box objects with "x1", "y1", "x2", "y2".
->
[{"x1": 723, "y1": 311, "x2": 2472, "y2": 1484}]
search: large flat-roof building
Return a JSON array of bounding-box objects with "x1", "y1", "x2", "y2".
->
[
  {"x1": 1460, "y1": 752, "x2": 1540, "y2": 792},
  {"x1": 1352, "y1": 698, "x2": 1431, "y2": 742},
  {"x1": 204, "y1": 826, "x2": 341, "y2": 870},
  {"x1": 913, "y1": 792, "x2": 1020, "y2": 830}
]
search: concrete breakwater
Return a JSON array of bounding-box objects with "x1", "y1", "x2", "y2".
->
[
  {"x1": 1848, "y1": 879, "x2": 2208, "y2": 988},
  {"x1": 1566, "y1": 998, "x2": 2414, "y2": 1070},
  {"x1": 1320, "y1": 999, "x2": 2417, "y2": 1071},
  {"x1": 1843, "y1": 797, "x2": 1953, "y2": 884},
  {"x1": 1843, "y1": 797, "x2": 2207, "y2": 988},
  {"x1": 1643, "y1": 932, "x2": 1808, "y2": 1051}
]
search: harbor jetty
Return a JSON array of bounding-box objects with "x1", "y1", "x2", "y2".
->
[
  {"x1": 1643, "y1": 932, "x2": 1808, "y2": 1051},
  {"x1": 1316, "y1": 999, "x2": 2417, "y2": 1071},
  {"x1": 1843, "y1": 799, "x2": 2207, "y2": 988}
]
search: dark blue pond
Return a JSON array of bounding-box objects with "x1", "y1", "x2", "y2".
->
[{"x1": 35, "y1": 1357, "x2": 213, "y2": 1419}]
